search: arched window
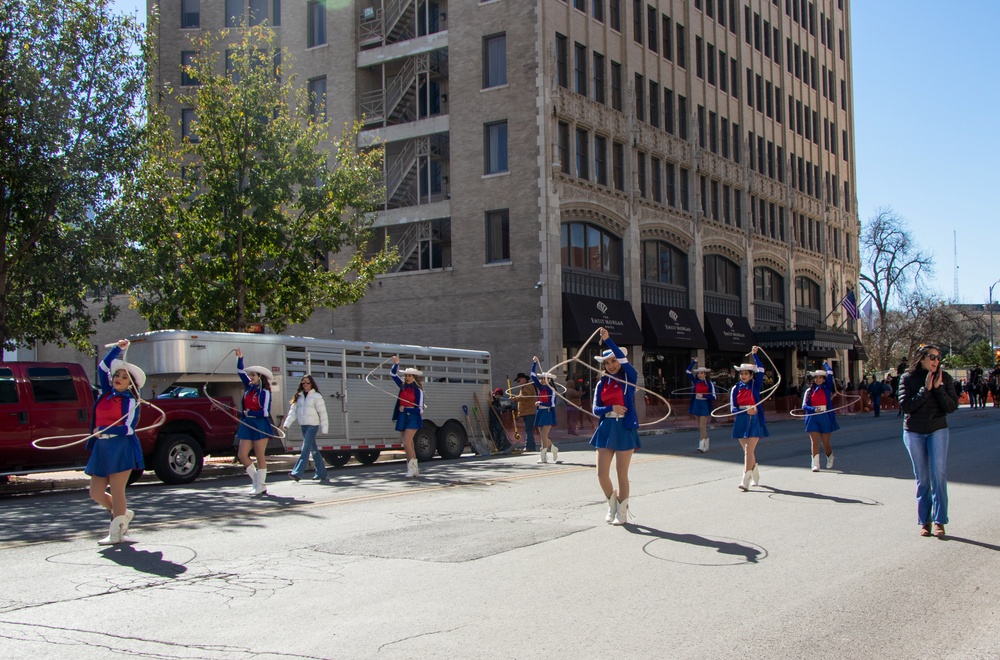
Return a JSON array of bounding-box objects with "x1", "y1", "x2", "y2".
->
[
  {"x1": 795, "y1": 276, "x2": 821, "y2": 310},
  {"x1": 754, "y1": 267, "x2": 784, "y2": 304},
  {"x1": 641, "y1": 240, "x2": 687, "y2": 286},
  {"x1": 560, "y1": 222, "x2": 622, "y2": 275},
  {"x1": 704, "y1": 255, "x2": 740, "y2": 296}
]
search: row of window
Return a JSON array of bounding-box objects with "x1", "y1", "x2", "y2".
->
[{"x1": 180, "y1": 0, "x2": 283, "y2": 30}]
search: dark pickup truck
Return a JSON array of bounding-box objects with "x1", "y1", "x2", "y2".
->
[{"x1": 0, "y1": 361, "x2": 238, "y2": 484}]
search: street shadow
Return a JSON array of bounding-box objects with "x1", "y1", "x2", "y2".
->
[
  {"x1": 940, "y1": 535, "x2": 1000, "y2": 552},
  {"x1": 626, "y1": 523, "x2": 766, "y2": 564},
  {"x1": 756, "y1": 485, "x2": 880, "y2": 505},
  {"x1": 98, "y1": 544, "x2": 188, "y2": 578}
]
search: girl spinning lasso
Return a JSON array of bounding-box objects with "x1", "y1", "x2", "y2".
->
[
  {"x1": 530, "y1": 357, "x2": 559, "y2": 464},
  {"x1": 802, "y1": 362, "x2": 838, "y2": 472},
  {"x1": 731, "y1": 347, "x2": 769, "y2": 491},
  {"x1": 87, "y1": 340, "x2": 146, "y2": 545},
  {"x1": 390, "y1": 356, "x2": 424, "y2": 478},
  {"x1": 686, "y1": 358, "x2": 716, "y2": 453},
  {"x1": 590, "y1": 327, "x2": 639, "y2": 526},
  {"x1": 235, "y1": 348, "x2": 276, "y2": 496}
]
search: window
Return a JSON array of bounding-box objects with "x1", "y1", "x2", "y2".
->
[
  {"x1": 610, "y1": 61, "x2": 622, "y2": 111},
  {"x1": 704, "y1": 255, "x2": 740, "y2": 296},
  {"x1": 633, "y1": 0, "x2": 643, "y2": 44},
  {"x1": 576, "y1": 127, "x2": 590, "y2": 179},
  {"x1": 720, "y1": 117, "x2": 729, "y2": 157},
  {"x1": 711, "y1": 180, "x2": 720, "y2": 219},
  {"x1": 181, "y1": 0, "x2": 200, "y2": 28},
  {"x1": 273, "y1": 0, "x2": 281, "y2": 26},
  {"x1": 557, "y1": 121, "x2": 570, "y2": 170},
  {"x1": 181, "y1": 108, "x2": 199, "y2": 142},
  {"x1": 0, "y1": 368, "x2": 17, "y2": 404},
  {"x1": 483, "y1": 34, "x2": 507, "y2": 88},
  {"x1": 610, "y1": 0, "x2": 620, "y2": 31},
  {"x1": 574, "y1": 43, "x2": 588, "y2": 95},
  {"x1": 708, "y1": 111, "x2": 717, "y2": 153},
  {"x1": 371, "y1": 220, "x2": 451, "y2": 271},
  {"x1": 649, "y1": 81, "x2": 659, "y2": 128},
  {"x1": 226, "y1": 0, "x2": 243, "y2": 27},
  {"x1": 642, "y1": 241, "x2": 687, "y2": 285},
  {"x1": 556, "y1": 34, "x2": 568, "y2": 88},
  {"x1": 695, "y1": 36, "x2": 703, "y2": 79},
  {"x1": 27, "y1": 367, "x2": 78, "y2": 402},
  {"x1": 679, "y1": 167, "x2": 690, "y2": 211},
  {"x1": 637, "y1": 151, "x2": 647, "y2": 197},
  {"x1": 635, "y1": 73, "x2": 644, "y2": 121},
  {"x1": 593, "y1": 52, "x2": 606, "y2": 103},
  {"x1": 595, "y1": 135, "x2": 608, "y2": 185},
  {"x1": 593, "y1": 0, "x2": 604, "y2": 22},
  {"x1": 561, "y1": 222, "x2": 622, "y2": 275},
  {"x1": 612, "y1": 141, "x2": 625, "y2": 191},
  {"x1": 795, "y1": 277, "x2": 821, "y2": 310},
  {"x1": 647, "y1": 6, "x2": 658, "y2": 52},
  {"x1": 180, "y1": 51, "x2": 199, "y2": 86},
  {"x1": 697, "y1": 105, "x2": 705, "y2": 148},
  {"x1": 486, "y1": 210, "x2": 510, "y2": 263},
  {"x1": 663, "y1": 88, "x2": 674, "y2": 134},
  {"x1": 249, "y1": 0, "x2": 267, "y2": 25},
  {"x1": 662, "y1": 15, "x2": 672, "y2": 60},
  {"x1": 484, "y1": 121, "x2": 508, "y2": 174},
  {"x1": 308, "y1": 76, "x2": 326, "y2": 121},
  {"x1": 678, "y1": 95, "x2": 687, "y2": 139},
  {"x1": 707, "y1": 43, "x2": 715, "y2": 85},
  {"x1": 731, "y1": 121, "x2": 740, "y2": 163},
  {"x1": 307, "y1": 1, "x2": 326, "y2": 47},
  {"x1": 754, "y1": 268, "x2": 784, "y2": 304},
  {"x1": 574, "y1": 0, "x2": 586, "y2": 10},
  {"x1": 651, "y1": 157, "x2": 662, "y2": 203},
  {"x1": 730, "y1": 57, "x2": 739, "y2": 98},
  {"x1": 676, "y1": 24, "x2": 686, "y2": 67}
]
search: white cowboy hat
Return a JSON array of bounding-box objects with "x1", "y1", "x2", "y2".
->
[
  {"x1": 809, "y1": 370, "x2": 829, "y2": 378},
  {"x1": 734, "y1": 363, "x2": 759, "y2": 372},
  {"x1": 402, "y1": 367, "x2": 423, "y2": 376},
  {"x1": 538, "y1": 371, "x2": 557, "y2": 380},
  {"x1": 110, "y1": 360, "x2": 146, "y2": 389},
  {"x1": 594, "y1": 347, "x2": 628, "y2": 362},
  {"x1": 692, "y1": 367, "x2": 712, "y2": 373},
  {"x1": 245, "y1": 365, "x2": 275, "y2": 381}
]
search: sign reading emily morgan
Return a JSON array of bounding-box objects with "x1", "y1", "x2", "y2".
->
[
  {"x1": 641, "y1": 305, "x2": 708, "y2": 349},
  {"x1": 703, "y1": 312, "x2": 755, "y2": 353},
  {"x1": 562, "y1": 293, "x2": 643, "y2": 345}
]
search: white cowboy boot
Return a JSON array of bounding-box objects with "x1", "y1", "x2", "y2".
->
[
  {"x1": 739, "y1": 471, "x2": 752, "y2": 491},
  {"x1": 613, "y1": 498, "x2": 629, "y2": 525},
  {"x1": 253, "y1": 469, "x2": 268, "y2": 495},
  {"x1": 537, "y1": 448, "x2": 548, "y2": 464},
  {"x1": 697, "y1": 438, "x2": 707, "y2": 453},
  {"x1": 811, "y1": 454, "x2": 820, "y2": 472},
  {"x1": 550, "y1": 445, "x2": 559, "y2": 463},
  {"x1": 703, "y1": 438, "x2": 710, "y2": 453},
  {"x1": 98, "y1": 515, "x2": 128, "y2": 545},
  {"x1": 245, "y1": 464, "x2": 258, "y2": 494},
  {"x1": 605, "y1": 493, "x2": 619, "y2": 523},
  {"x1": 123, "y1": 509, "x2": 135, "y2": 534},
  {"x1": 826, "y1": 453, "x2": 835, "y2": 469},
  {"x1": 412, "y1": 459, "x2": 419, "y2": 477},
  {"x1": 750, "y1": 464, "x2": 760, "y2": 487}
]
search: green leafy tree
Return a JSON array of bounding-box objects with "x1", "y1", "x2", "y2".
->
[
  {"x1": 123, "y1": 25, "x2": 394, "y2": 333},
  {"x1": 0, "y1": 0, "x2": 147, "y2": 352}
]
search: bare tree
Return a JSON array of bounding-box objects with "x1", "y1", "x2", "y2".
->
[{"x1": 860, "y1": 207, "x2": 934, "y2": 322}]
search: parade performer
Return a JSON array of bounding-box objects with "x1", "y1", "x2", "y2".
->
[
  {"x1": 802, "y1": 362, "x2": 839, "y2": 472},
  {"x1": 530, "y1": 357, "x2": 559, "y2": 464},
  {"x1": 235, "y1": 348, "x2": 275, "y2": 496},
  {"x1": 590, "y1": 327, "x2": 639, "y2": 525},
  {"x1": 391, "y1": 356, "x2": 424, "y2": 477},
  {"x1": 686, "y1": 358, "x2": 716, "y2": 453},
  {"x1": 284, "y1": 374, "x2": 330, "y2": 482},
  {"x1": 87, "y1": 340, "x2": 145, "y2": 545},
  {"x1": 898, "y1": 344, "x2": 958, "y2": 538},
  {"x1": 731, "y1": 347, "x2": 769, "y2": 491}
]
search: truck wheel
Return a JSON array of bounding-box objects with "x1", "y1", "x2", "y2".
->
[
  {"x1": 413, "y1": 426, "x2": 437, "y2": 461},
  {"x1": 320, "y1": 451, "x2": 350, "y2": 468},
  {"x1": 436, "y1": 421, "x2": 467, "y2": 459},
  {"x1": 153, "y1": 434, "x2": 204, "y2": 485},
  {"x1": 355, "y1": 450, "x2": 380, "y2": 465}
]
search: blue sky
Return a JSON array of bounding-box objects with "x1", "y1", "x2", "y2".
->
[{"x1": 111, "y1": 1, "x2": 999, "y2": 305}]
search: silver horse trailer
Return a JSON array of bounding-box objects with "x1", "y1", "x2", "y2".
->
[{"x1": 125, "y1": 330, "x2": 492, "y2": 466}]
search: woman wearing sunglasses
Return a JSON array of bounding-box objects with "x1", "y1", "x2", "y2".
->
[{"x1": 897, "y1": 344, "x2": 958, "y2": 538}]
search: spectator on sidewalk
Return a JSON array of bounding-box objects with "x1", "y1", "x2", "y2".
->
[
  {"x1": 511, "y1": 372, "x2": 537, "y2": 452},
  {"x1": 867, "y1": 377, "x2": 887, "y2": 417},
  {"x1": 565, "y1": 378, "x2": 583, "y2": 435}
]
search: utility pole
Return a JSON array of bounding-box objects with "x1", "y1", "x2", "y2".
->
[{"x1": 990, "y1": 279, "x2": 1000, "y2": 353}]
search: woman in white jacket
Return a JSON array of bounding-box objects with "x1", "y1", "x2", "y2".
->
[{"x1": 284, "y1": 375, "x2": 330, "y2": 482}]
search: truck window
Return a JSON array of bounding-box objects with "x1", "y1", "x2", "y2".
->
[
  {"x1": 27, "y1": 367, "x2": 79, "y2": 402},
  {"x1": 0, "y1": 368, "x2": 17, "y2": 404}
]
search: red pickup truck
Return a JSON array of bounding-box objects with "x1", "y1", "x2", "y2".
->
[{"x1": 0, "y1": 361, "x2": 238, "y2": 484}]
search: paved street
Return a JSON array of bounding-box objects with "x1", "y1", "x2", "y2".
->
[{"x1": 1, "y1": 409, "x2": 998, "y2": 659}]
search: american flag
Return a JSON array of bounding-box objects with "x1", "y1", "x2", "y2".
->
[{"x1": 840, "y1": 290, "x2": 859, "y2": 320}]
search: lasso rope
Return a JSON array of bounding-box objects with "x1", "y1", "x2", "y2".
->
[
  {"x1": 710, "y1": 347, "x2": 783, "y2": 419},
  {"x1": 363, "y1": 355, "x2": 428, "y2": 411},
  {"x1": 200, "y1": 348, "x2": 286, "y2": 441}
]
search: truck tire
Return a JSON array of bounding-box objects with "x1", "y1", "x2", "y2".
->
[
  {"x1": 153, "y1": 434, "x2": 204, "y2": 485},
  {"x1": 355, "y1": 450, "x2": 380, "y2": 465},
  {"x1": 436, "y1": 421, "x2": 467, "y2": 459},
  {"x1": 413, "y1": 426, "x2": 437, "y2": 461},
  {"x1": 320, "y1": 451, "x2": 350, "y2": 468}
]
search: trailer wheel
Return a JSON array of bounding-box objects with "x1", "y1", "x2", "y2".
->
[
  {"x1": 413, "y1": 426, "x2": 437, "y2": 461},
  {"x1": 321, "y1": 451, "x2": 350, "y2": 468},
  {"x1": 436, "y1": 421, "x2": 467, "y2": 460},
  {"x1": 153, "y1": 434, "x2": 204, "y2": 485},
  {"x1": 355, "y1": 450, "x2": 380, "y2": 465}
]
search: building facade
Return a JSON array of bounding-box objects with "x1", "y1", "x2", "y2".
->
[{"x1": 131, "y1": 0, "x2": 863, "y2": 396}]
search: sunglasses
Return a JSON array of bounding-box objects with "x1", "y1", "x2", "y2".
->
[{"x1": 925, "y1": 354, "x2": 941, "y2": 361}]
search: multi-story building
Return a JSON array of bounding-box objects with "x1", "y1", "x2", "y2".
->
[{"x1": 142, "y1": 0, "x2": 862, "y2": 396}]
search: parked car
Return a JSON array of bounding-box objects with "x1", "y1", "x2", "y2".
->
[{"x1": 0, "y1": 361, "x2": 238, "y2": 484}]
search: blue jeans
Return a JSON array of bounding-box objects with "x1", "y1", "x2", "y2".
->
[
  {"x1": 292, "y1": 425, "x2": 327, "y2": 479},
  {"x1": 903, "y1": 428, "x2": 949, "y2": 525},
  {"x1": 520, "y1": 414, "x2": 537, "y2": 450}
]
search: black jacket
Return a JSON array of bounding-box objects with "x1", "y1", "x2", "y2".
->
[{"x1": 898, "y1": 368, "x2": 959, "y2": 434}]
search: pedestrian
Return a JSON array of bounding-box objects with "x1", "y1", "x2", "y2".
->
[
  {"x1": 894, "y1": 360, "x2": 907, "y2": 417},
  {"x1": 867, "y1": 376, "x2": 886, "y2": 417},
  {"x1": 590, "y1": 327, "x2": 639, "y2": 526},
  {"x1": 511, "y1": 372, "x2": 538, "y2": 452},
  {"x1": 530, "y1": 357, "x2": 559, "y2": 463},
  {"x1": 283, "y1": 374, "x2": 330, "y2": 483},
  {"x1": 87, "y1": 339, "x2": 145, "y2": 545},
  {"x1": 965, "y1": 377, "x2": 978, "y2": 409},
  {"x1": 686, "y1": 358, "x2": 716, "y2": 453},
  {"x1": 235, "y1": 347, "x2": 275, "y2": 496},
  {"x1": 731, "y1": 347, "x2": 769, "y2": 491},
  {"x1": 390, "y1": 356, "x2": 424, "y2": 477},
  {"x1": 564, "y1": 378, "x2": 582, "y2": 435},
  {"x1": 488, "y1": 388, "x2": 512, "y2": 453},
  {"x1": 898, "y1": 344, "x2": 958, "y2": 538},
  {"x1": 802, "y1": 362, "x2": 839, "y2": 471}
]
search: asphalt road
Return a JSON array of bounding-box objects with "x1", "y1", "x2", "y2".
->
[{"x1": 1, "y1": 409, "x2": 998, "y2": 659}]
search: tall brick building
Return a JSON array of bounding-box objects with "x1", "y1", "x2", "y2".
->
[{"x1": 82, "y1": 0, "x2": 862, "y2": 394}]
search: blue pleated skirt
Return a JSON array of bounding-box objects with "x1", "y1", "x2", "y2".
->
[
  {"x1": 732, "y1": 410, "x2": 770, "y2": 439},
  {"x1": 237, "y1": 416, "x2": 274, "y2": 441},
  {"x1": 589, "y1": 417, "x2": 641, "y2": 451},
  {"x1": 534, "y1": 407, "x2": 556, "y2": 427},
  {"x1": 395, "y1": 409, "x2": 423, "y2": 431},
  {"x1": 805, "y1": 412, "x2": 840, "y2": 433},
  {"x1": 85, "y1": 434, "x2": 145, "y2": 477},
  {"x1": 688, "y1": 398, "x2": 712, "y2": 416}
]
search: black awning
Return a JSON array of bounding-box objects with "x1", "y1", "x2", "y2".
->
[
  {"x1": 703, "y1": 312, "x2": 755, "y2": 353},
  {"x1": 850, "y1": 339, "x2": 868, "y2": 361},
  {"x1": 563, "y1": 292, "x2": 643, "y2": 345},
  {"x1": 755, "y1": 328, "x2": 856, "y2": 352},
  {"x1": 806, "y1": 349, "x2": 837, "y2": 358},
  {"x1": 642, "y1": 304, "x2": 708, "y2": 349}
]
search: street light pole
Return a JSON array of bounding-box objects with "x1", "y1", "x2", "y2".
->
[{"x1": 990, "y1": 280, "x2": 1000, "y2": 353}]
